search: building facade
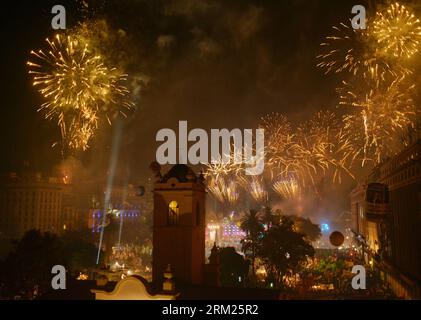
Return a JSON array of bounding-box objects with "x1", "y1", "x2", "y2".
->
[
  {"x1": 0, "y1": 172, "x2": 69, "y2": 239},
  {"x1": 152, "y1": 164, "x2": 206, "y2": 287},
  {"x1": 351, "y1": 140, "x2": 421, "y2": 298}
]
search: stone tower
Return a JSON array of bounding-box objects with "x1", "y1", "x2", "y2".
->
[{"x1": 152, "y1": 164, "x2": 206, "y2": 286}]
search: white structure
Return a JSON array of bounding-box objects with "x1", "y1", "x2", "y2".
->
[{"x1": 92, "y1": 276, "x2": 176, "y2": 300}]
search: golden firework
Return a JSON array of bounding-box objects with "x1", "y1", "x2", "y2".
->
[
  {"x1": 261, "y1": 111, "x2": 355, "y2": 189},
  {"x1": 273, "y1": 176, "x2": 300, "y2": 200},
  {"x1": 225, "y1": 179, "x2": 240, "y2": 205},
  {"x1": 372, "y1": 2, "x2": 421, "y2": 59},
  {"x1": 27, "y1": 33, "x2": 133, "y2": 151},
  {"x1": 316, "y1": 21, "x2": 410, "y2": 80},
  {"x1": 207, "y1": 177, "x2": 239, "y2": 206},
  {"x1": 295, "y1": 110, "x2": 355, "y2": 185},
  {"x1": 207, "y1": 177, "x2": 226, "y2": 203},
  {"x1": 259, "y1": 113, "x2": 298, "y2": 179},
  {"x1": 204, "y1": 153, "x2": 243, "y2": 206},
  {"x1": 203, "y1": 152, "x2": 244, "y2": 180},
  {"x1": 241, "y1": 175, "x2": 267, "y2": 204},
  {"x1": 315, "y1": 2, "x2": 420, "y2": 176},
  {"x1": 340, "y1": 76, "x2": 418, "y2": 164}
]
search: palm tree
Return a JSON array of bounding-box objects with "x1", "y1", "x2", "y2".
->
[
  {"x1": 258, "y1": 216, "x2": 315, "y2": 288},
  {"x1": 240, "y1": 209, "x2": 264, "y2": 278},
  {"x1": 262, "y1": 206, "x2": 274, "y2": 228}
]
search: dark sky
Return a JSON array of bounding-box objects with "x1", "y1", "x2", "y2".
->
[{"x1": 0, "y1": 0, "x2": 377, "y2": 180}]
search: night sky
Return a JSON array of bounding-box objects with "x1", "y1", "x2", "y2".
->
[
  {"x1": 1, "y1": 0, "x2": 377, "y2": 177},
  {"x1": 6, "y1": 0, "x2": 421, "y2": 225},
  {"x1": 6, "y1": 0, "x2": 421, "y2": 223},
  {"x1": 1, "y1": 2, "x2": 421, "y2": 301}
]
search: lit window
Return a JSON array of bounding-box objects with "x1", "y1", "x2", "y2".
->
[{"x1": 168, "y1": 201, "x2": 179, "y2": 225}]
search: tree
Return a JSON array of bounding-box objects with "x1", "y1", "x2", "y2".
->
[
  {"x1": 257, "y1": 217, "x2": 314, "y2": 288},
  {"x1": 0, "y1": 229, "x2": 102, "y2": 299},
  {"x1": 289, "y1": 216, "x2": 322, "y2": 242},
  {"x1": 219, "y1": 247, "x2": 249, "y2": 287},
  {"x1": 240, "y1": 209, "x2": 264, "y2": 277},
  {"x1": 61, "y1": 230, "x2": 99, "y2": 275},
  {"x1": 262, "y1": 206, "x2": 274, "y2": 227},
  {"x1": 0, "y1": 230, "x2": 65, "y2": 298}
]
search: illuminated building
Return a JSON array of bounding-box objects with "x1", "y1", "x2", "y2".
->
[
  {"x1": 61, "y1": 187, "x2": 80, "y2": 231},
  {"x1": 87, "y1": 181, "x2": 151, "y2": 233},
  {"x1": 220, "y1": 218, "x2": 245, "y2": 251},
  {"x1": 205, "y1": 222, "x2": 221, "y2": 257},
  {"x1": 351, "y1": 140, "x2": 421, "y2": 299},
  {"x1": 206, "y1": 222, "x2": 220, "y2": 244},
  {"x1": 205, "y1": 218, "x2": 245, "y2": 255},
  {"x1": 0, "y1": 172, "x2": 69, "y2": 238},
  {"x1": 88, "y1": 209, "x2": 141, "y2": 233},
  {"x1": 222, "y1": 219, "x2": 245, "y2": 238}
]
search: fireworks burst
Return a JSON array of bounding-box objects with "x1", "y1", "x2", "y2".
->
[
  {"x1": 273, "y1": 177, "x2": 300, "y2": 200},
  {"x1": 225, "y1": 180, "x2": 240, "y2": 205},
  {"x1": 295, "y1": 110, "x2": 355, "y2": 185},
  {"x1": 203, "y1": 155, "x2": 243, "y2": 180},
  {"x1": 373, "y1": 2, "x2": 421, "y2": 59},
  {"x1": 204, "y1": 153, "x2": 244, "y2": 206},
  {"x1": 318, "y1": 2, "x2": 421, "y2": 169},
  {"x1": 27, "y1": 33, "x2": 133, "y2": 151},
  {"x1": 206, "y1": 177, "x2": 226, "y2": 203},
  {"x1": 61, "y1": 115, "x2": 96, "y2": 151},
  {"x1": 260, "y1": 111, "x2": 355, "y2": 190},
  {"x1": 204, "y1": 110, "x2": 358, "y2": 204},
  {"x1": 317, "y1": 22, "x2": 384, "y2": 79},
  {"x1": 340, "y1": 76, "x2": 418, "y2": 164},
  {"x1": 317, "y1": 21, "x2": 410, "y2": 80},
  {"x1": 241, "y1": 176, "x2": 268, "y2": 204},
  {"x1": 207, "y1": 177, "x2": 240, "y2": 206},
  {"x1": 259, "y1": 113, "x2": 297, "y2": 179}
]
